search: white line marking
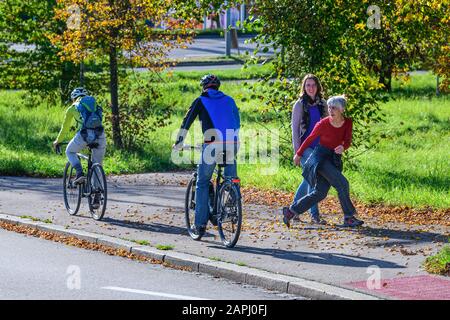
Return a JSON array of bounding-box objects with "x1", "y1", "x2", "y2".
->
[{"x1": 102, "y1": 286, "x2": 209, "y2": 300}]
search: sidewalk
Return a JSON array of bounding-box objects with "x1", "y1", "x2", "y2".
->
[{"x1": 0, "y1": 173, "x2": 448, "y2": 300}]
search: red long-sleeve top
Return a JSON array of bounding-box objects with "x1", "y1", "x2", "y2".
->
[{"x1": 296, "y1": 117, "x2": 353, "y2": 157}]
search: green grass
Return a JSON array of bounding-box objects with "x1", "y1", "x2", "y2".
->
[
  {"x1": 135, "y1": 240, "x2": 150, "y2": 246},
  {"x1": 156, "y1": 244, "x2": 174, "y2": 251},
  {"x1": 344, "y1": 96, "x2": 450, "y2": 208},
  {"x1": 209, "y1": 257, "x2": 223, "y2": 262},
  {"x1": 0, "y1": 69, "x2": 448, "y2": 209},
  {"x1": 19, "y1": 215, "x2": 52, "y2": 223},
  {"x1": 424, "y1": 245, "x2": 450, "y2": 276}
]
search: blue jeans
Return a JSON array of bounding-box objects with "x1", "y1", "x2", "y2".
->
[
  {"x1": 195, "y1": 143, "x2": 238, "y2": 227},
  {"x1": 290, "y1": 158, "x2": 356, "y2": 219},
  {"x1": 293, "y1": 147, "x2": 320, "y2": 218}
]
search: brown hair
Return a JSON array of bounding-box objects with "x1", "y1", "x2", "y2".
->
[{"x1": 300, "y1": 74, "x2": 323, "y2": 100}]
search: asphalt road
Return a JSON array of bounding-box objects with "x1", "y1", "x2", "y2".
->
[
  {"x1": 9, "y1": 35, "x2": 274, "y2": 59},
  {"x1": 0, "y1": 227, "x2": 301, "y2": 300}
]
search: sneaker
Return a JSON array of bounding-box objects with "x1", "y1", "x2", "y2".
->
[
  {"x1": 192, "y1": 225, "x2": 206, "y2": 237},
  {"x1": 282, "y1": 207, "x2": 295, "y2": 228},
  {"x1": 73, "y1": 174, "x2": 86, "y2": 185},
  {"x1": 91, "y1": 194, "x2": 101, "y2": 209},
  {"x1": 311, "y1": 216, "x2": 327, "y2": 225},
  {"x1": 343, "y1": 216, "x2": 364, "y2": 227}
]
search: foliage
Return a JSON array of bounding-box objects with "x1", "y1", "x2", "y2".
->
[
  {"x1": 393, "y1": 0, "x2": 449, "y2": 93},
  {"x1": 102, "y1": 73, "x2": 172, "y2": 151},
  {"x1": 244, "y1": 0, "x2": 448, "y2": 165},
  {"x1": 245, "y1": 0, "x2": 390, "y2": 165},
  {"x1": 354, "y1": 0, "x2": 449, "y2": 93},
  {"x1": 0, "y1": 0, "x2": 78, "y2": 101},
  {"x1": 48, "y1": 0, "x2": 230, "y2": 149}
]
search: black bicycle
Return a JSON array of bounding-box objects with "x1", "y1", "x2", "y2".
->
[
  {"x1": 183, "y1": 145, "x2": 242, "y2": 248},
  {"x1": 56, "y1": 142, "x2": 107, "y2": 220}
]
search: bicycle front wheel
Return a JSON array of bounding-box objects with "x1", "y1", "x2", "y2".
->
[
  {"x1": 88, "y1": 163, "x2": 107, "y2": 221},
  {"x1": 217, "y1": 181, "x2": 242, "y2": 248},
  {"x1": 63, "y1": 162, "x2": 81, "y2": 216}
]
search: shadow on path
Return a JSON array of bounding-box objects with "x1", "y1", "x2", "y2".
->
[{"x1": 207, "y1": 243, "x2": 405, "y2": 269}]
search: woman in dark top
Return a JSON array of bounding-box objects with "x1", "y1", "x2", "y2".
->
[
  {"x1": 291, "y1": 74, "x2": 328, "y2": 224},
  {"x1": 283, "y1": 95, "x2": 364, "y2": 228}
]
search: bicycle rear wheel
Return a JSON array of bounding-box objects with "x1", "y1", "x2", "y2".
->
[
  {"x1": 88, "y1": 163, "x2": 107, "y2": 221},
  {"x1": 63, "y1": 162, "x2": 81, "y2": 215},
  {"x1": 185, "y1": 176, "x2": 203, "y2": 240},
  {"x1": 217, "y1": 181, "x2": 242, "y2": 248}
]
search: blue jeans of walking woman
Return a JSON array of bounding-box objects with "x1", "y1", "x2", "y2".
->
[
  {"x1": 293, "y1": 147, "x2": 320, "y2": 218},
  {"x1": 290, "y1": 146, "x2": 356, "y2": 219},
  {"x1": 195, "y1": 143, "x2": 239, "y2": 228}
]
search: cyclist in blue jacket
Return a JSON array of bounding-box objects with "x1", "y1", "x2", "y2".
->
[{"x1": 173, "y1": 74, "x2": 240, "y2": 237}]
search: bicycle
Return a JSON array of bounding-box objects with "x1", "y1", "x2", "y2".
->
[
  {"x1": 55, "y1": 142, "x2": 107, "y2": 221},
  {"x1": 182, "y1": 145, "x2": 242, "y2": 248}
]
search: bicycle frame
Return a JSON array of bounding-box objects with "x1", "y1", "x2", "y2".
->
[
  {"x1": 211, "y1": 165, "x2": 224, "y2": 219},
  {"x1": 191, "y1": 164, "x2": 224, "y2": 221},
  {"x1": 76, "y1": 150, "x2": 94, "y2": 198}
]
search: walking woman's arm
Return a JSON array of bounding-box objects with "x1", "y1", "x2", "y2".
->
[
  {"x1": 291, "y1": 100, "x2": 303, "y2": 152},
  {"x1": 296, "y1": 120, "x2": 322, "y2": 157}
]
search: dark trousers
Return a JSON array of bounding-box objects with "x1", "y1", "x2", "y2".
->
[{"x1": 290, "y1": 159, "x2": 356, "y2": 218}]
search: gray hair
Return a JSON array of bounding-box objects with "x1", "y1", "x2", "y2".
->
[{"x1": 327, "y1": 95, "x2": 347, "y2": 110}]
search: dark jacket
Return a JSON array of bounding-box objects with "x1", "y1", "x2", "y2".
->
[
  {"x1": 302, "y1": 145, "x2": 343, "y2": 188},
  {"x1": 291, "y1": 95, "x2": 328, "y2": 152}
]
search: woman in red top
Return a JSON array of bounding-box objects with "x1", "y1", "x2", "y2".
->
[{"x1": 282, "y1": 95, "x2": 364, "y2": 228}]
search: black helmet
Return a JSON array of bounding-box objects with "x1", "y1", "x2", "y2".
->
[{"x1": 200, "y1": 74, "x2": 221, "y2": 90}]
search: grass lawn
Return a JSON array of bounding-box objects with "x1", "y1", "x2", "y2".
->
[
  {"x1": 0, "y1": 69, "x2": 448, "y2": 209},
  {"x1": 424, "y1": 245, "x2": 450, "y2": 276}
]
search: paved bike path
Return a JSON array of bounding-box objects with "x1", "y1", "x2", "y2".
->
[{"x1": 0, "y1": 173, "x2": 448, "y2": 299}]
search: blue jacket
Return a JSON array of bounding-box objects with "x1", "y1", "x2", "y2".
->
[{"x1": 302, "y1": 145, "x2": 343, "y2": 187}]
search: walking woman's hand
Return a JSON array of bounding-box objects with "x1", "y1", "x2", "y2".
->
[
  {"x1": 334, "y1": 145, "x2": 344, "y2": 154},
  {"x1": 293, "y1": 154, "x2": 301, "y2": 166}
]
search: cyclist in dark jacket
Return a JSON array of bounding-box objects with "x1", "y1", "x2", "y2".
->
[{"x1": 173, "y1": 75, "x2": 240, "y2": 237}]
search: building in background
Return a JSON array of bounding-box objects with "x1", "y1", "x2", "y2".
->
[{"x1": 202, "y1": 1, "x2": 255, "y2": 30}]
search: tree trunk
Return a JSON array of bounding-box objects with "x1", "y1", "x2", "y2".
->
[
  {"x1": 60, "y1": 61, "x2": 77, "y2": 103},
  {"x1": 379, "y1": 65, "x2": 392, "y2": 92},
  {"x1": 379, "y1": 34, "x2": 393, "y2": 92},
  {"x1": 109, "y1": 42, "x2": 122, "y2": 149}
]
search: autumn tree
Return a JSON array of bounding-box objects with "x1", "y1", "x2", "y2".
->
[
  {"x1": 49, "y1": 0, "x2": 221, "y2": 149},
  {"x1": 353, "y1": 0, "x2": 449, "y2": 92},
  {"x1": 245, "y1": 0, "x2": 448, "y2": 163}
]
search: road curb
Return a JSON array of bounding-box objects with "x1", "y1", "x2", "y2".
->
[{"x1": 0, "y1": 213, "x2": 381, "y2": 300}]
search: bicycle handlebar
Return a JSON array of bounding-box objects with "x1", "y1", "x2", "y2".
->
[
  {"x1": 55, "y1": 141, "x2": 99, "y2": 155},
  {"x1": 55, "y1": 142, "x2": 69, "y2": 155}
]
